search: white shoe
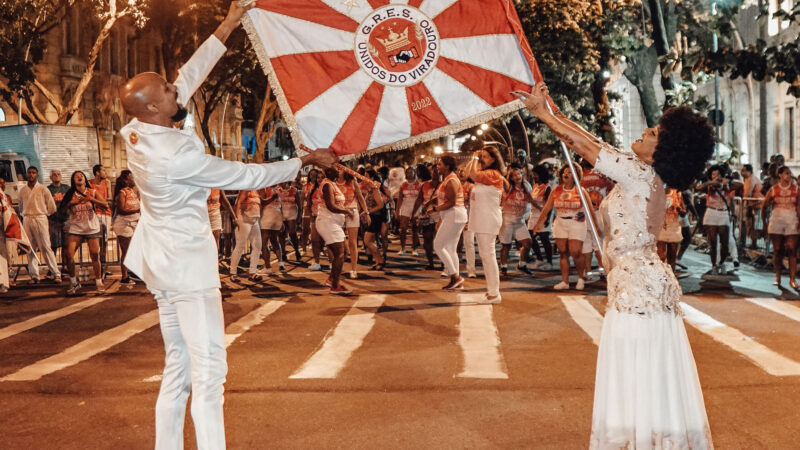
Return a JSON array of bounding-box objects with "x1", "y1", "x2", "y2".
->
[
  {"x1": 264, "y1": 269, "x2": 274, "y2": 276},
  {"x1": 397, "y1": 250, "x2": 406, "y2": 255},
  {"x1": 481, "y1": 293, "x2": 502, "y2": 305},
  {"x1": 309, "y1": 263, "x2": 322, "y2": 271},
  {"x1": 554, "y1": 281, "x2": 569, "y2": 290},
  {"x1": 0, "y1": 285, "x2": 8, "y2": 293},
  {"x1": 350, "y1": 271, "x2": 358, "y2": 279},
  {"x1": 467, "y1": 272, "x2": 477, "y2": 278},
  {"x1": 412, "y1": 250, "x2": 419, "y2": 256},
  {"x1": 575, "y1": 278, "x2": 585, "y2": 290},
  {"x1": 67, "y1": 282, "x2": 81, "y2": 296},
  {"x1": 441, "y1": 271, "x2": 448, "y2": 277},
  {"x1": 538, "y1": 262, "x2": 553, "y2": 271},
  {"x1": 95, "y1": 280, "x2": 105, "y2": 294}
]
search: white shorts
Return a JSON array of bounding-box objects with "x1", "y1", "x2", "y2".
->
[
  {"x1": 768, "y1": 209, "x2": 799, "y2": 235},
  {"x1": 703, "y1": 208, "x2": 730, "y2": 227},
  {"x1": 209, "y1": 209, "x2": 222, "y2": 231},
  {"x1": 344, "y1": 208, "x2": 360, "y2": 229},
  {"x1": 499, "y1": 218, "x2": 530, "y2": 244},
  {"x1": 657, "y1": 221, "x2": 683, "y2": 243},
  {"x1": 582, "y1": 218, "x2": 603, "y2": 253},
  {"x1": 98, "y1": 214, "x2": 111, "y2": 235},
  {"x1": 399, "y1": 200, "x2": 417, "y2": 218},
  {"x1": 553, "y1": 216, "x2": 586, "y2": 241},
  {"x1": 316, "y1": 212, "x2": 346, "y2": 245},
  {"x1": 112, "y1": 214, "x2": 139, "y2": 238},
  {"x1": 282, "y1": 205, "x2": 298, "y2": 221},
  {"x1": 260, "y1": 207, "x2": 283, "y2": 231}
]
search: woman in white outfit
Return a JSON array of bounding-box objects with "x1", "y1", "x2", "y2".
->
[
  {"x1": 499, "y1": 167, "x2": 533, "y2": 275},
  {"x1": 111, "y1": 170, "x2": 140, "y2": 284},
  {"x1": 397, "y1": 167, "x2": 422, "y2": 256},
  {"x1": 317, "y1": 167, "x2": 354, "y2": 295},
  {"x1": 657, "y1": 188, "x2": 686, "y2": 271},
  {"x1": 761, "y1": 166, "x2": 800, "y2": 289},
  {"x1": 463, "y1": 146, "x2": 507, "y2": 303},
  {"x1": 458, "y1": 167, "x2": 476, "y2": 278},
  {"x1": 428, "y1": 156, "x2": 468, "y2": 290},
  {"x1": 230, "y1": 190, "x2": 262, "y2": 282},
  {"x1": 518, "y1": 85, "x2": 715, "y2": 449},
  {"x1": 337, "y1": 171, "x2": 369, "y2": 279},
  {"x1": 259, "y1": 186, "x2": 284, "y2": 274}
]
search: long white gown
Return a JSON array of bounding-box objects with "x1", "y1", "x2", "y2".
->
[{"x1": 590, "y1": 144, "x2": 713, "y2": 449}]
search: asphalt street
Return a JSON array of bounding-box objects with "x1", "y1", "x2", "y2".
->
[{"x1": 1, "y1": 246, "x2": 799, "y2": 449}]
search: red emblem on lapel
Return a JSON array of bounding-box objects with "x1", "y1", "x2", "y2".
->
[{"x1": 129, "y1": 132, "x2": 139, "y2": 145}]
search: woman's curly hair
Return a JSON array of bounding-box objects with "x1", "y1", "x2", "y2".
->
[{"x1": 652, "y1": 106, "x2": 715, "y2": 190}]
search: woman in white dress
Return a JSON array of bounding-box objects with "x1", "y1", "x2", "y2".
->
[
  {"x1": 516, "y1": 84, "x2": 715, "y2": 449},
  {"x1": 258, "y1": 186, "x2": 284, "y2": 274}
]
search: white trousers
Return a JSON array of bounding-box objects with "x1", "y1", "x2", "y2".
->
[
  {"x1": 230, "y1": 217, "x2": 261, "y2": 275},
  {"x1": 24, "y1": 215, "x2": 60, "y2": 279},
  {"x1": 153, "y1": 288, "x2": 227, "y2": 450},
  {"x1": 463, "y1": 228, "x2": 476, "y2": 273},
  {"x1": 434, "y1": 212, "x2": 466, "y2": 276},
  {"x1": 476, "y1": 232, "x2": 501, "y2": 297},
  {"x1": 0, "y1": 234, "x2": 8, "y2": 289}
]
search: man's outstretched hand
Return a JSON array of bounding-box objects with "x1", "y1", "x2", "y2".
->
[
  {"x1": 300, "y1": 148, "x2": 339, "y2": 169},
  {"x1": 214, "y1": 1, "x2": 255, "y2": 43}
]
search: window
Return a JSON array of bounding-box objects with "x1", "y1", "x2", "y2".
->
[
  {"x1": 110, "y1": 31, "x2": 120, "y2": 75},
  {"x1": 769, "y1": 0, "x2": 793, "y2": 36}
]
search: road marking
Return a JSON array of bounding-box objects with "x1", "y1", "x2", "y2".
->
[
  {"x1": 560, "y1": 295, "x2": 603, "y2": 345},
  {"x1": 456, "y1": 294, "x2": 508, "y2": 379},
  {"x1": 1, "y1": 310, "x2": 160, "y2": 382},
  {"x1": 681, "y1": 301, "x2": 800, "y2": 377},
  {"x1": 746, "y1": 297, "x2": 800, "y2": 323},
  {"x1": 144, "y1": 300, "x2": 288, "y2": 382},
  {"x1": 0, "y1": 297, "x2": 112, "y2": 342},
  {"x1": 289, "y1": 294, "x2": 385, "y2": 379}
]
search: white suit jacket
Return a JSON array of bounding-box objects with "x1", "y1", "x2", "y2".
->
[{"x1": 120, "y1": 36, "x2": 301, "y2": 292}]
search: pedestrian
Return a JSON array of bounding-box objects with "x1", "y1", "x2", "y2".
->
[
  {"x1": 527, "y1": 165, "x2": 553, "y2": 271},
  {"x1": 258, "y1": 185, "x2": 284, "y2": 274},
  {"x1": 59, "y1": 171, "x2": 107, "y2": 295},
  {"x1": 458, "y1": 167, "x2": 476, "y2": 278},
  {"x1": 317, "y1": 167, "x2": 353, "y2": 294},
  {"x1": 336, "y1": 170, "x2": 369, "y2": 279},
  {"x1": 396, "y1": 167, "x2": 422, "y2": 256},
  {"x1": 89, "y1": 164, "x2": 112, "y2": 277},
  {"x1": 47, "y1": 169, "x2": 70, "y2": 272},
  {"x1": 208, "y1": 188, "x2": 236, "y2": 252},
  {"x1": 412, "y1": 165, "x2": 439, "y2": 270},
  {"x1": 761, "y1": 166, "x2": 800, "y2": 289},
  {"x1": 532, "y1": 165, "x2": 593, "y2": 290},
  {"x1": 697, "y1": 165, "x2": 738, "y2": 274},
  {"x1": 363, "y1": 170, "x2": 387, "y2": 270},
  {"x1": 19, "y1": 166, "x2": 61, "y2": 284},
  {"x1": 306, "y1": 169, "x2": 325, "y2": 271},
  {"x1": 277, "y1": 180, "x2": 301, "y2": 262},
  {"x1": 118, "y1": 2, "x2": 337, "y2": 446},
  {"x1": 740, "y1": 164, "x2": 763, "y2": 249},
  {"x1": 499, "y1": 166, "x2": 532, "y2": 275},
  {"x1": 111, "y1": 170, "x2": 140, "y2": 284},
  {"x1": 230, "y1": 190, "x2": 263, "y2": 282},
  {"x1": 463, "y1": 146, "x2": 506, "y2": 303},
  {"x1": 429, "y1": 156, "x2": 468, "y2": 290},
  {"x1": 0, "y1": 178, "x2": 16, "y2": 293},
  {"x1": 657, "y1": 188, "x2": 686, "y2": 271}
]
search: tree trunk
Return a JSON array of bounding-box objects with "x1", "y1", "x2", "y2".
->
[
  {"x1": 646, "y1": 0, "x2": 675, "y2": 93},
  {"x1": 200, "y1": 114, "x2": 218, "y2": 157},
  {"x1": 624, "y1": 46, "x2": 661, "y2": 127}
]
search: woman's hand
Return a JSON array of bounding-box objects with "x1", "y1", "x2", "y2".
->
[{"x1": 512, "y1": 84, "x2": 550, "y2": 118}]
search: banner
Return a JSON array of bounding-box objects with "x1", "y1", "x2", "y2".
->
[{"x1": 243, "y1": 0, "x2": 544, "y2": 155}]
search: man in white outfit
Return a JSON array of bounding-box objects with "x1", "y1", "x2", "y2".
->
[
  {"x1": 19, "y1": 166, "x2": 61, "y2": 284},
  {"x1": 119, "y1": 3, "x2": 337, "y2": 449}
]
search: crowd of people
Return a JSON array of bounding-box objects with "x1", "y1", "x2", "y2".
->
[{"x1": 1, "y1": 149, "x2": 798, "y2": 299}]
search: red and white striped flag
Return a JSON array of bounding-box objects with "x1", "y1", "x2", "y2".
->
[{"x1": 243, "y1": 0, "x2": 544, "y2": 155}]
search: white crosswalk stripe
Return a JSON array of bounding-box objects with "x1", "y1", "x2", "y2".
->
[
  {"x1": 1, "y1": 310, "x2": 160, "y2": 382},
  {"x1": 0, "y1": 296, "x2": 112, "y2": 342},
  {"x1": 745, "y1": 297, "x2": 800, "y2": 324},
  {"x1": 290, "y1": 295, "x2": 386, "y2": 379},
  {"x1": 456, "y1": 294, "x2": 508, "y2": 379},
  {"x1": 560, "y1": 295, "x2": 603, "y2": 345}
]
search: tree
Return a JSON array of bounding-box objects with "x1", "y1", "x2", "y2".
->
[{"x1": 0, "y1": 0, "x2": 148, "y2": 125}]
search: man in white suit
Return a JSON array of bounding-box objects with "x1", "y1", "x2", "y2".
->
[{"x1": 119, "y1": 3, "x2": 337, "y2": 448}]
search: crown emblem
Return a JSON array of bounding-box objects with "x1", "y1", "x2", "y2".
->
[{"x1": 377, "y1": 27, "x2": 412, "y2": 52}]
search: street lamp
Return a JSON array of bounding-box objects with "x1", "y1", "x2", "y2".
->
[
  {"x1": 712, "y1": 0, "x2": 721, "y2": 158},
  {"x1": 476, "y1": 129, "x2": 484, "y2": 136},
  {"x1": 480, "y1": 123, "x2": 489, "y2": 131}
]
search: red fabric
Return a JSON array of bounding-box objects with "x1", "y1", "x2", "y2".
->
[
  {"x1": 474, "y1": 170, "x2": 504, "y2": 190},
  {"x1": 272, "y1": 51, "x2": 360, "y2": 113},
  {"x1": 437, "y1": 57, "x2": 532, "y2": 107},
  {"x1": 367, "y1": 0, "x2": 390, "y2": 8},
  {"x1": 405, "y1": 82, "x2": 449, "y2": 135},
  {"x1": 5, "y1": 212, "x2": 22, "y2": 240},
  {"x1": 256, "y1": 0, "x2": 358, "y2": 32},
  {"x1": 329, "y1": 82, "x2": 385, "y2": 155}
]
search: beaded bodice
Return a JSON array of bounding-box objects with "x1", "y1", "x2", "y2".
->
[{"x1": 595, "y1": 144, "x2": 682, "y2": 316}]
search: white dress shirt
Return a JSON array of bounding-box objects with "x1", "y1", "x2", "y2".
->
[
  {"x1": 19, "y1": 182, "x2": 57, "y2": 217},
  {"x1": 120, "y1": 36, "x2": 301, "y2": 291}
]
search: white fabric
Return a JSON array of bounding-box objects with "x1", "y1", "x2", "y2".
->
[
  {"x1": 476, "y1": 232, "x2": 500, "y2": 297},
  {"x1": 398, "y1": 198, "x2": 417, "y2": 218},
  {"x1": 120, "y1": 36, "x2": 302, "y2": 291},
  {"x1": 19, "y1": 183, "x2": 56, "y2": 217},
  {"x1": 703, "y1": 208, "x2": 730, "y2": 227},
  {"x1": 463, "y1": 228, "x2": 476, "y2": 273},
  {"x1": 499, "y1": 218, "x2": 530, "y2": 245},
  {"x1": 344, "y1": 207, "x2": 360, "y2": 229},
  {"x1": 552, "y1": 216, "x2": 586, "y2": 241},
  {"x1": 24, "y1": 215, "x2": 60, "y2": 279},
  {"x1": 434, "y1": 208, "x2": 465, "y2": 276},
  {"x1": 316, "y1": 210, "x2": 346, "y2": 245},
  {"x1": 112, "y1": 213, "x2": 140, "y2": 238},
  {"x1": 230, "y1": 216, "x2": 261, "y2": 275},
  {"x1": 590, "y1": 144, "x2": 711, "y2": 449},
  {"x1": 259, "y1": 207, "x2": 283, "y2": 231},
  {"x1": 468, "y1": 184, "x2": 502, "y2": 235},
  {"x1": 768, "y1": 208, "x2": 798, "y2": 235},
  {"x1": 281, "y1": 206, "x2": 298, "y2": 222},
  {"x1": 152, "y1": 288, "x2": 227, "y2": 450}
]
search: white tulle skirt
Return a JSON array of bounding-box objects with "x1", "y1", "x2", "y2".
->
[{"x1": 590, "y1": 309, "x2": 713, "y2": 450}]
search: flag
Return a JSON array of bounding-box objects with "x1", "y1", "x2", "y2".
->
[
  {"x1": 242, "y1": 0, "x2": 544, "y2": 156},
  {"x1": 1, "y1": 194, "x2": 36, "y2": 259}
]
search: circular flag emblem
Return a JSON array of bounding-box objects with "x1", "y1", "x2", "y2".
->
[{"x1": 354, "y1": 6, "x2": 440, "y2": 87}]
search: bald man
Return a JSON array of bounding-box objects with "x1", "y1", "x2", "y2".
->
[{"x1": 119, "y1": 3, "x2": 337, "y2": 449}]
